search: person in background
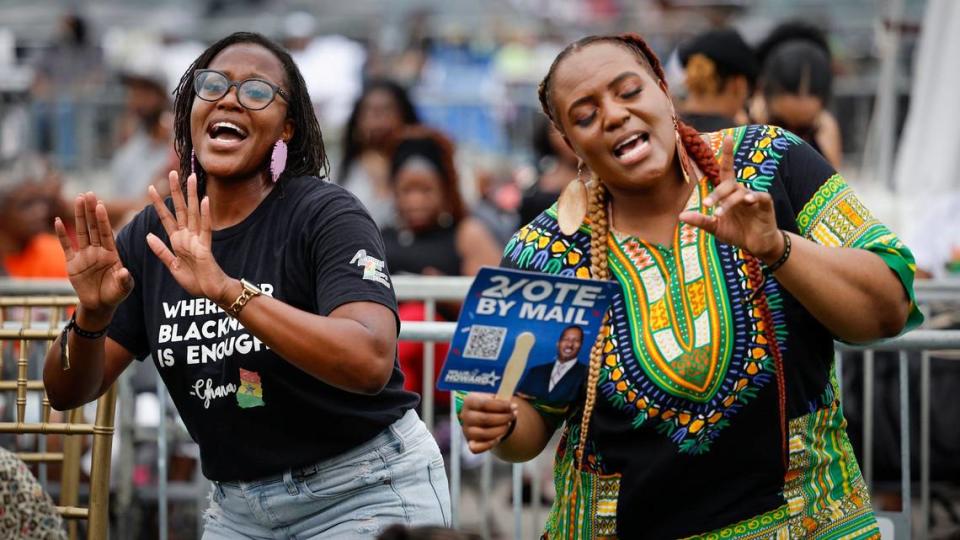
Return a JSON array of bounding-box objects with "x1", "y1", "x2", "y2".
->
[
  {"x1": 30, "y1": 12, "x2": 104, "y2": 170},
  {"x1": 751, "y1": 22, "x2": 843, "y2": 169},
  {"x1": 470, "y1": 159, "x2": 520, "y2": 247},
  {"x1": 381, "y1": 126, "x2": 501, "y2": 414},
  {"x1": 338, "y1": 80, "x2": 420, "y2": 227},
  {"x1": 382, "y1": 126, "x2": 502, "y2": 280},
  {"x1": 0, "y1": 162, "x2": 67, "y2": 278},
  {"x1": 108, "y1": 65, "x2": 177, "y2": 225},
  {"x1": 280, "y1": 11, "x2": 366, "y2": 129},
  {"x1": 518, "y1": 118, "x2": 581, "y2": 227},
  {"x1": 678, "y1": 28, "x2": 757, "y2": 132}
]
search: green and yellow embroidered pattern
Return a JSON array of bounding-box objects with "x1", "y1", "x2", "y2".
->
[
  {"x1": 600, "y1": 236, "x2": 783, "y2": 454},
  {"x1": 796, "y1": 174, "x2": 882, "y2": 248},
  {"x1": 607, "y1": 180, "x2": 733, "y2": 403},
  {"x1": 503, "y1": 215, "x2": 591, "y2": 279},
  {"x1": 730, "y1": 125, "x2": 803, "y2": 192},
  {"x1": 592, "y1": 127, "x2": 797, "y2": 455},
  {"x1": 685, "y1": 399, "x2": 879, "y2": 539},
  {"x1": 542, "y1": 425, "x2": 620, "y2": 539},
  {"x1": 684, "y1": 506, "x2": 792, "y2": 540},
  {"x1": 795, "y1": 171, "x2": 924, "y2": 333}
]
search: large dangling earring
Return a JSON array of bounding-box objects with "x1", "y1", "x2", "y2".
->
[
  {"x1": 191, "y1": 149, "x2": 197, "y2": 177},
  {"x1": 557, "y1": 160, "x2": 588, "y2": 236},
  {"x1": 674, "y1": 116, "x2": 694, "y2": 184},
  {"x1": 270, "y1": 139, "x2": 288, "y2": 183}
]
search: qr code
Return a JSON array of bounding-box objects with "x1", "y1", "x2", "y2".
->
[{"x1": 462, "y1": 325, "x2": 508, "y2": 360}]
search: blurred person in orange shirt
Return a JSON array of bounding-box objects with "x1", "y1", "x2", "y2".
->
[{"x1": 0, "y1": 168, "x2": 67, "y2": 278}]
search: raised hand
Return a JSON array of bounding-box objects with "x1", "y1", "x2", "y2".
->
[
  {"x1": 147, "y1": 171, "x2": 232, "y2": 304},
  {"x1": 55, "y1": 193, "x2": 134, "y2": 315},
  {"x1": 459, "y1": 393, "x2": 518, "y2": 454},
  {"x1": 678, "y1": 135, "x2": 784, "y2": 263}
]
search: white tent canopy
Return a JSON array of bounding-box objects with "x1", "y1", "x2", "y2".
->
[{"x1": 893, "y1": 0, "x2": 960, "y2": 277}]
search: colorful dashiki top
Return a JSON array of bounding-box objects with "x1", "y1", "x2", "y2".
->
[{"x1": 497, "y1": 125, "x2": 922, "y2": 539}]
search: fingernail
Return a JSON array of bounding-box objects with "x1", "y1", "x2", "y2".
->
[
  {"x1": 746, "y1": 193, "x2": 756, "y2": 202},
  {"x1": 715, "y1": 207, "x2": 723, "y2": 217},
  {"x1": 703, "y1": 197, "x2": 713, "y2": 206}
]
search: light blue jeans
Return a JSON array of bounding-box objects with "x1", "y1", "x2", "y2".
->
[{"x1": 202, "y1": 409, "x2": 451, "y2": 539}]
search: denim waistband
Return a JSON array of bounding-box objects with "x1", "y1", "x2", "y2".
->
[
  {"x1": 217, "y1": 408, "x2": 423, "y2": 489},
  {"x1": 292, "y1": 408, "x2": 423, "y2": 477}
]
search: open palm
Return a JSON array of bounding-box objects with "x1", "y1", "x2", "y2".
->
[
  {"x1": 146, "y1": 171, "x2": 230, "y2": 303},
  {"x1": 679, "y1": 135, "x2": 782, "y2": 261},
  {"x1": 55, "y1": 193, "x2": 133, "y2": 313}
]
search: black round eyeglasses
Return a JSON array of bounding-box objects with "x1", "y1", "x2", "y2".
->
[{"x1": 193, "y1": 69, "x2": 289, "y2": 111}]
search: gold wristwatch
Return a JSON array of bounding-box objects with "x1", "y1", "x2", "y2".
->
[{"x1": 226, "y1": 279, "x2": 262, "y2": 317}]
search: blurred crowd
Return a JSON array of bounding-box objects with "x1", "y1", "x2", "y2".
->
[
  {"x1": 4, "y1": 7, "x2": 951, "y2": 283},
  {"x1": 1, "y1": 2, "x2": 958, "y2": 538}
]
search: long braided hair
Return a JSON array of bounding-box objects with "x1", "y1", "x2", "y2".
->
[{"x1": 537, "y1": 33, "x2": 789, "y2": 473}]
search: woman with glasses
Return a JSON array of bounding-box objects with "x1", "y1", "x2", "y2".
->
[{"x1": 42, "y1": 32, "x2": 450, "y2": 538}]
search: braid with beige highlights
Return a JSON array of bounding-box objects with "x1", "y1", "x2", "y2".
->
[
  {"x1": 574, "y1": 178, "x2": 610, "y2": 466},
  {"x1": 540, "y1": 32, "x2": 790, "y2": 475}
]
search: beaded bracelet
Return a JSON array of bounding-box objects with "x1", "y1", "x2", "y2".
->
[
  {"x1": 58, "y1": 312, "x2": 109, "y2": 370},
  {"x1": 766, "y1": 231, "x2": 792, "y2": 274}
]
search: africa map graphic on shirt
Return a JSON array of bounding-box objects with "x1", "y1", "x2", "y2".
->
[{"x1": 237, "y1": 368, "x2": 265, "y2": 408}]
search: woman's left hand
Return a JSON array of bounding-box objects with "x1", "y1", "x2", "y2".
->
[
  {"x1": 679, "y1": 135, "x2": 784, "y2": 263},
  {"x1": 146, "y1": 171, "x2": 233, "y2": 304}
]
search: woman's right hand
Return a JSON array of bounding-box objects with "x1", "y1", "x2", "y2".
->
[
  {"x1": 55, "y1": 193, "x2": 134, "y2": 317},
  {"x1": 459, "y1": 393, "x2": 518, "y2": 454}
]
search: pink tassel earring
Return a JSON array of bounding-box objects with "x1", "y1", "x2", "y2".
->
[
  {"x1": 270, "y1": 139, "x2": 288, "y2": 183},
  {"x1": 191, "y1": 149, "x2": 197, "y2": 177}
]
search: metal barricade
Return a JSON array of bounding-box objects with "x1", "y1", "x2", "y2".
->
[
  {"x1": 2, "y1": 277, "x2": 959, "y2": 539},
  {"x1": 396, "y1": 279, "x2": 960, "y2": 540}
]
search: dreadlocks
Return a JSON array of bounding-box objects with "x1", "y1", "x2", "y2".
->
[{"x1": 172, "y1": 31, "x2": 329, "y2": 186}]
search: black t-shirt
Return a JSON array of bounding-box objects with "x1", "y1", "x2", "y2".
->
[
  {"x1": 109, "y1": 176, "x2": 419, "y2": 481},
  {"x1": 381, "y1": 223, "x2": 461, "y2": 277}
]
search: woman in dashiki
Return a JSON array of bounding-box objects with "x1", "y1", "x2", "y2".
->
[{"x1": 457, "y1": 33, "x2": 922, "y2": 539}]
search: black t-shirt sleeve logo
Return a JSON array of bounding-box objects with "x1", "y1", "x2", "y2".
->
[{"x1": 350, "y1": 249, "x2": 391, "y2": 288}]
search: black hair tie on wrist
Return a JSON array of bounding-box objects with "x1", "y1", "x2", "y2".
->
[
  {"x1": 766, "y1": 230, "x2": 792, "y2": 274},
  {"x1": 58, "y1": 312, "x2": 110, "y2": 371}
]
